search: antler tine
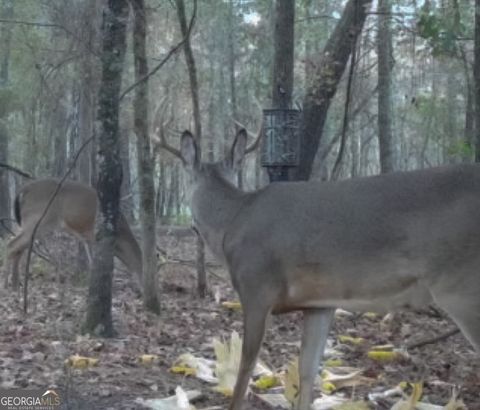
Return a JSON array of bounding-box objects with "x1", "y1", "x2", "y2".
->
[
  {"x1": 151, "y1": 98, "x2": 183, "y2": 161},
  {"x1": 235, "y1": 112, "x2": 264, "y2": 154}
]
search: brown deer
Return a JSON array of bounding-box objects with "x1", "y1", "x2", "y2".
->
[
  {"x1": 172, "y1": 128, "x2": 480, "y2": 410},
  {"x1": 3, "y1": 178, "x2": 143, "y2": 290}
]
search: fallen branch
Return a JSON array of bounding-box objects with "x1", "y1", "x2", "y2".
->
[{"x1": 407, "y1": 328, "x2": 460, "y2": 350}]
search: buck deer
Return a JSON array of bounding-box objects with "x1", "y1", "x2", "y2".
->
[
  {"x1": 173, "y1": 128, "x2": 480, "y2": 410},
  {"x1": 3, "y1": 178, "x2": 143, "y2": 290}
]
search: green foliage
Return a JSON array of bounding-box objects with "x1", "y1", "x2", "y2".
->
[
  {"x1": 173, "y1": 212, "x2": 192, "y2": 226},
  {"x1": 447, "y1": 140, "x2": 473, "y2": 159}
]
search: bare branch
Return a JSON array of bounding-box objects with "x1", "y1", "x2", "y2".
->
[
  {"x1": 0, "y1": 18, "x2": 66, "y2": 29},
  {"x1": 0, "y1": 19, "x2": 98, "y2": 57},
  {"x1": 119, "y1": 0, "x2": 197, "y2": 101},
  {"x1": 0, "y1": 162, "x2": 33, "y2": 179}
]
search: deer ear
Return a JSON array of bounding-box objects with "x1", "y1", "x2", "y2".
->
[
  {"x1": 180, "y1": 130, "x2": 197, "y2": 169},
  {"x1": 231, "y1": 129, "x2": 247, "y2": 170}
]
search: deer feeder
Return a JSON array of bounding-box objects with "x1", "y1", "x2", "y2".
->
[{"x1": 261, "y1": 108, "x2": 301, "y2": 168}]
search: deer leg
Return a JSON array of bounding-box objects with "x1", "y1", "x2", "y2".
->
[
  {"x1": 297, "y1": 308, "x2": 335, "y2": 410},
  {"x1": 432, "y1": 291, "x2": 480, "y2": 354},
  {"x1": 229, "y1": 301, "x2": 271, "y2": 410},
  {"x1": 429, "y1": 269, "x2": 480, "y2": 354},
  {"x1": 83, "y1": 241, "x2": 93, "y2": 267},
  {"x1": 4, "y1": 229, "x2": 31, "y2": 289}
]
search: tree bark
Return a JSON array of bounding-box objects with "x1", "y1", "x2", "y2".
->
[
  {"x1": 78, "y1": 0, "x2": 100, "y2": 185},
  {"x1": 475, "y1": 0, "x2": 480, "y2": 162},
  {"x1": 377, "y1": 0, "x2": 394, "y2": 173},
  {"x1": 269, "y1": 0, "x2": 295, "y2": 183},
  {"x1": 228, "y1": 0, "x2": 237, "y2": 124},
  {"x1": 0, "y1": 0, "x2": 13, "y2": 86},
  {"x1": 83, "y1": 0, "x2": 129, "y2": 337},
  {"x1": 119, "y1": 124, "x2": 134, "y2": 221},
  {"x1": 272, "y1": 0, "x2": 294, "y2": 110},
  {"x1": 296, "y1": 0, "x2": 372, "y2": 180},
  {"x1": 175, "y1": 0, "x2": 207, "y2": 298},
  {"x1": 132, "y1": 0, "x2": 160, "y2": 313},
  {"x1": 0, "y1": 0, "x2": 13, "y2": 237}
]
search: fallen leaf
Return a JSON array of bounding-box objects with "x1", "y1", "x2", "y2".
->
[
  {"x1": 212, "y1": 331, "x2": 242, "y2": 395},
  {"x1": 139, "y1": 354, "x2": 160, "y2": 365},
  {"x1": 64, "y1": 355, "x2": 98, "y2": 369},
  {"x1": 337, "y1": 335, "x2": 365, "y2": 345},
  {"x1": 254, "y1": 374, "x2": 282, "y2": 390}
]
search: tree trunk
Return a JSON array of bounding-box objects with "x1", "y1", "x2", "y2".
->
[
  {"x1": 156, "y1": 159, "x2": 166, "y2": 222},
  {"x1": 377, "y1": 0, "x2": 394, "y2": 173},
  {"x1": 53, "y1": 104, "x2": 68, "y2": 177},
  {"x1": 269, "y1": 0, "x2": 295, "y2": 183},
  {"x1": 0, "y1": 0, "x2": 13, "y2": 237},
  {"x1": 0, "y1": 0, "x2": 13, "y2": 86},
  {"x1": 78, "y1": 0, "x2": 100, "y2": 185},
  {"x1": 132, "y1": 0, "x2": 160, "y2": 313},
  {"x1": 119, "y1": 123, "x2": 134, "y2": 221},
  {"x1": 228, "y1": 0, "x2": 237, "y2": 124},
  {"x1": 272, "y1": 0, "x2": 294, "y2": 110},
  {"x1": 83, "y1": 0, "x2": 129, "y2": 337},
  {"x1": 296, "y1": 0, "x2": 372, "y2": 180},
  {"x1": 475, "y1": 0, "x2": 480, "y2": 162},
  {"x1": 175, "y1": 0, "x2": 207, "y2": 298}
]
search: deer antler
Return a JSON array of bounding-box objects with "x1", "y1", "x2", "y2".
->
[
  {"x1": 235, "y1": 105, "x2": 264, "y2": 154},
  {"x1": 151, "y1": 98, "x2": 183, "y2": 161}
]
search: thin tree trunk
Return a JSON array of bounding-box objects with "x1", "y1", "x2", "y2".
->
[
  {"x1": 272, "y1": 0, "x2": 294, "y2": 110},
  {"x1": 0, "y1": 0, "x2": 13, "y2": 237},
  {"x1": 83, "y1": 0, "x2": 129, "y2": 337},
  {"x1": 475, "y1": 0, "x2": 480, "y2": 162},
  {"x1": 175, "y1": 0, "x2": 206, "y2": 298},
  {"x1": 53, "y1": 104, "x2": 68, "y2": 177},
  {"x1": 156, "y1": 159, "x2": 166, "y2": 222},
  {"x1": 78, "y1": 0, "x2": 99, "y2": 185},
  {"x1": 377, "y1": 0, "x2": 394, "y2": 173},
  {"x1": 269, "y1": 0, "x2": 295, "y2": 182},
  {"x1": 228, "y1": 0, "x2": 237, "y2": 125},
  {"x1": 119, "y1": 124, "x2": 134, "y2": 221},
  {"x1": 0, "y1": 0, "x2": 13, "y2": 86},
  {"x1": 132, "y1": 0, "x2": 160, "y2": 313}
]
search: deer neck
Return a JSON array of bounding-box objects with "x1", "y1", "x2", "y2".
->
[{"x1": 191, "y1": 171, "x2": 246, "y2": 261}]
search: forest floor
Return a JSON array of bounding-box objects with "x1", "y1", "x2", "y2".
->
[{"x1": 0, "y1": 227, "x2": 479, "y2": 410}]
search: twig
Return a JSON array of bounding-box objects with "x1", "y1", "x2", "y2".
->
[
  {"x1": 0, "y1": 162, "x2": 33, "y2": 178},
  {"x1": 119, "y1": 0, "x2": 197, "y2": 101},
  {"x1": 407, "y1": 328, "x2": 460, "y2": 350},
  {"x1": 0, "y1": 18, "x2": 96, "y2": 57},
  {"x1": 0, "y1": 18, "x2": 67, "y2": 29},
  {"x1": 23, "y1": 136, "x2": 93, "y2": 314}
]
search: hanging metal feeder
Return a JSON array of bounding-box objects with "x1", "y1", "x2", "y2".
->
[{"x1": 261, "y1": 108, "x2": 301, "y2": 168}]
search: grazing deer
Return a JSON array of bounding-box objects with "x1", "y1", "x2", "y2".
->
[
  {"x1": 3, "y1": 178, "x2": 143, "y2": 290},
  {"x1": 174, "y1": 128, "x2": 480, "y2": 410}
]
